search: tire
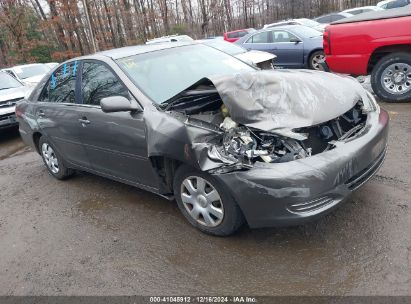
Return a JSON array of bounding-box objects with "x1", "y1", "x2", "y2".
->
[
  {"x1": 38, "y1": 136, "x2": 74, "y2": 180},
  {"x1": 371, "y1": 52, "x2": 411, "y2": 102},
  {"x1": 173, "y1": 165, "x2": 245, "y2": 236},
  {"x1": 308, "y1": 50, "x2": 325, "y2": 70}
]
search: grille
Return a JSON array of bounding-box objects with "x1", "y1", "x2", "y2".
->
[
  {"x1": 287, "y1": 196, "x2": 336, "y2": 214},
  {"x1": 0, "y1": 97, "x2": 23, "y2": 108},
  {"x1": 345, "y1": 148, "x2": 386, "y2": 191}
]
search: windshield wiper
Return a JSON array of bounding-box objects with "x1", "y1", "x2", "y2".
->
[
  {"x1": 0, "y1": 87, "x2": 17, "y2": 90},
  {"x1": 163, "y1": 89, "x2": 220, "y2": 113}
]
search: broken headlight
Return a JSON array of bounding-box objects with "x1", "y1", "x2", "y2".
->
[
  {"x1": 212, "y1": 126, "x2": 311, "y2": 164},
  {"x1": 364, "y1": 91, "x2": 379, "y2": 113}
]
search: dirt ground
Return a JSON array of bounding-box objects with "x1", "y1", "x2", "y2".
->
[{"x1": 0, "y1": 101, "x2": 410, "y2": 296}]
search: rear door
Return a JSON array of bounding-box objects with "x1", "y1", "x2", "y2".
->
[
  {"x1": 35, "y1": 61, "x2": 90, "y2": 168},
  {"x1": 241, "y1": 31, "x2": 271, "y2": 53},
  {"x1": 77, "y1": 60, "x2": 158, "y2": 188}
]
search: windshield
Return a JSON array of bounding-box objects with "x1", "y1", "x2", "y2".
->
[
  {"x1": 117, "y1": 44, "x2": 254, "y2": 104},
  {"x1": 202, "y1": 40, "x2": 246, "y2": 56},
  {"x1": 13, "y1": 64, "x2": 50, "y2": 79},
  {"x1": 297, "y1": 19, "x2": 320, "y2": 27},
  {"x1": 292, "y1": 26, "x2": 322, "y2": 38},
  {"x1": 0, "y1": 72, "x2": 23, "y2": 90}
]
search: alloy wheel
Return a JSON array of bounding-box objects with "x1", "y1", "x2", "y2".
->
[
  {"x1": 381, "y1": 63, "x2": 411, "y2": 95},
  {"x1": 180, "y1": 176, "x2": 224, "y2": 227},
  {"x1": 41, "y1": 143, "x2": 59, "y2": 174},
  {"x1": 311, "y1": 53, "x2": 325, "y2": 70}
]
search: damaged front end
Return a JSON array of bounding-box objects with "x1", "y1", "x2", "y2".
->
[{"x1": 160, "y1": 70, "x2": 377, "y2": 174}]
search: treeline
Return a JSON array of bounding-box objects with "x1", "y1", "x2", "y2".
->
[{"x1": 0, "y1": 0, "x2": 380, "y2": 67}]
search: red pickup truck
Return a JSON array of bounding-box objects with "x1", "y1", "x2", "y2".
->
[{"x1": 324, "y1": 6, "x2": 411, "y2": 102}]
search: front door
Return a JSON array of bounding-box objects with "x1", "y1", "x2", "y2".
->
[
  {"x1": 269, "y1": 30, "x2": 304, "y2": 68},
  {"x1": 77, "y1": 60, "x2": 158, "y2": 188}
]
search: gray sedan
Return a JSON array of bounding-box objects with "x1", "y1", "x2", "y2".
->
[
  {"x1": 16, "y1": 43, "x2": 388, "y2": 236},
  {"x1": 235, "y1": 25, "x2": 325, "y2": 70}
]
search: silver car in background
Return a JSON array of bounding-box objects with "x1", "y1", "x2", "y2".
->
[{"x1": 0, "y1": 71, "x2": 31, "y2": 130}]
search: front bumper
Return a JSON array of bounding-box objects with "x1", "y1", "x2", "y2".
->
[
  {"x1": 0, "y1": 107, "x2": 18, "y2": 130},
  {"x1": 214, "y1": 108, "x2": 389, "y2": 228}
]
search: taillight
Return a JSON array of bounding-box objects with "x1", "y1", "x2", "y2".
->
[{"x1": 323, "y1": 29, "x2": 331, "y2": 55}]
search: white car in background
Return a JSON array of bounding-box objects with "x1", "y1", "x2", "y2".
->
[
  {"x1": 2, "y1": 63, "x2": 51, "y2": 86},
  {"x1": 0, "y1": 71, "x2": 32, "y2": 130},
  {"x1": 263, "y1": 18, "x2": 326, "y2": 32},
  {"x1": 45, "y1": 62, "x2": 59, "y2": 70},
  {"x1": 198, "y1": 39, "x2": 276, "y2": 69},
  {"x1": 342, "y1": 6, "x2": 384, "y2": 15},
  {"x1": 146, "y1": 35, "x2": 194, "y2": 45}
]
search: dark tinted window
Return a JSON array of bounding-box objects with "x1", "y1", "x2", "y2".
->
[
  {"x1": 237, "y1": 31, "x2": 248, "y2": 38},
  {"x1": 227, "y1": 32, "x2": 238, "y2": 39},
  {"x1": 316, "y1": 15, "x2": 331, "y2": 23},
  {"x1": 330, "y1": 14, "x2": 344, "y2": 21},
  {"x1": 81, "y1": 61, "x2": 129, "y2": 106},
  {"x1": 39, "y1": 61, "x2": 78, "y2": 103},
  {"x1": 388, "y1": 0, "x2": 409, "y2": 8}
]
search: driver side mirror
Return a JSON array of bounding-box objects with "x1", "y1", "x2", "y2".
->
[
  {"x1": 100, "y1": 96, "x2": 141, "y2": 113},
  {"x1": 290, "y1": 37, "x2": 302, "y2": 44}
]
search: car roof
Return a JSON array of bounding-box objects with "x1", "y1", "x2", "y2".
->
[
  {"x1": 95, "y1": 42, "x2": 194, "y2": 60},
  {"x1": 333, "y1": 4, "x2": 411, "y2": 24},
  {"x1": 225, "y1": 28, "x2": 252, "y2": 34},
  {"x1": 343, "y1": 6, "x2": 381, "y2": 11}
]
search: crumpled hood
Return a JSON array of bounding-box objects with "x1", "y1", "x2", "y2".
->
[{"x1": 209, "y1": 70, "x2": 369, "y2": 136}]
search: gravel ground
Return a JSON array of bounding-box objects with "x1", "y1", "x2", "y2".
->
[{"x1": 0, "y1": 100, "x2": 410, "y2": 296}]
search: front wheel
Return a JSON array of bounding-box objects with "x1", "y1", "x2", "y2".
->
[
  {"x1": 308, "y1": 50, "x2": 325, "y2": 70},
  {"x1": 173, "y1": 166, "x2": 245, "y2": 236},
  {"x1": 371, "y1": 52, "x2": 411, "y2": 102}
]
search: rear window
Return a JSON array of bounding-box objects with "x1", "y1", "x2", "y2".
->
[
  {"x1": 237, "y1": 31, "x2": 248, "y2": 38},
  {"x1": 227, "y1": 32, "x2": 238, "y2": 39}
]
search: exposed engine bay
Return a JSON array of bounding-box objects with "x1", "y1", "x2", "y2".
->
[
  {"x1": 213, "y1": 101, "x2": 366, "y2": 165},
  {"x1": 163, "y1": 79, "x2": 368, "y2": 167}
]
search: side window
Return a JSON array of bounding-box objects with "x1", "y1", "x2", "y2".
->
[
  {"x1": 332, "y1": 14, "x2": 345, "y2": 22},
  {"x1": 81, "y1": 61, "x2": 129, "y2": 106},
  {"x1": 316, "y1": 15, "x2": 331, "y2": 23},
  {"x1": 272, "y1": 31, "x2": 298, "y2": 43},
  {"x1": 237, "y1": 31, "x2": 248, "y2": 38},
  {"x1": 246, "y1": 32, "x2": 269, "y2": 43},
  {"x1": 227, "y1": 32, "x2": 238, "y2": 39},
  {"x1": 40, "y1": 61, "x2": 78, "y2": 103}
]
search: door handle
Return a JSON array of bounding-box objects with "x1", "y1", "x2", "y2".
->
[
  {"x1": 78, "y1": 117, "x2": 90, "y2": 126},
  {"x1": 38, "y1": 110, "x2": 46, "y2": 118}
]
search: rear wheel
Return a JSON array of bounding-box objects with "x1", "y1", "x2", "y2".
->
[
  {"x1": 39, "y1": 137, "x2": 74, "y2": 180},
  {"x1": 173, "y1": 165, "x2": 245, "y2": 236},
  {"x1": 371, "y1": 52, "x2": 411, "y2": 102},
  {"x1": 309, "y1": 50, "x2": 325, "y2": 70}
]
